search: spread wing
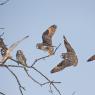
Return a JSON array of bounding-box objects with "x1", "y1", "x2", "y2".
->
[
  {"x1": 9, "y1": 35, "x2": 29, "y2": 52},
  {"x1": 42, "y1": 25, "x2": 57, "y2": 46},
  {"x1": 87, "y1": 55, "x2": 95, "y2": 62},
  {"x1": 63, "y1": 36, "x2": 75, "y2": 53},
  {"x1": 0, "y1": 36, "x2": 29, "y2": 64},
  {"x1": 51, "y1": 59, "x2": 73, "y2": 73}
]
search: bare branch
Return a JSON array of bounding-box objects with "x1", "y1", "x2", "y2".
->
[
  {"x1": 5, "y1": 66, "x2": 25, "y2": 95},
  {"x1": 10, "y1": 58, "x2": 43, "y2": 86},
  {"x1": 0, "y1": 0, "x2": 10, "y2": 5},
  {"x1": 0, "y1": 64, "x2": 62, "y2": 95},
  {"x1": 41, "y1": 81, "x2": 61, "y2": 86},
  {"x1": 24, "y1": 68, "x2": 42, "y2": 86},
  {"x1": 31, "y1": 43, "x2": 61, "y2": 67},
  {"x1": 31, "y1": 66, "x2": 62, "y2": 95}
]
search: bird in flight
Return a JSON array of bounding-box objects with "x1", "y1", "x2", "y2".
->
[
  {"x1": 0, "y1": 35, "x2": 29, "y2": 64},
  {"x1": 87, "y1": 55, "x2": 95, "y2": 62},
  {"x1": 51, "y1": 36, "x2": 78, "y2": 73},
  {"x1": 36, "y1": 24, "x2": 57, "y2": 56}
]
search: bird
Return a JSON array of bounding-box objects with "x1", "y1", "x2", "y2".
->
[
  {"x1": 87, "y1": 55, "x2": 95, "y2": 62},
  {"x1": 0, "y1": 35, "x2": 29, "y2": 64},
  {"x1": 16, "y1": 50, "x2": 27, "y2": 66},
  {"x1": 16, "y1": 50, "x2": 27, "y2": 71},
  {"x1": 51, "y1": 36, "x2": 78, "y2": 73},
  {"x1": 36, "y1": 24, "x2": 57, "y2": 56}
]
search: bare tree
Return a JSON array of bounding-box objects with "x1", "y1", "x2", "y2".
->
[{"x1": 0, "y1": 34, "x2": 62, "y2": 95}]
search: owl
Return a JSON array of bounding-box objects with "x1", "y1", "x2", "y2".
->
[
  {"x1": 51, "y1": 36, "x2": 78, "y2": 73},
  {"x1": 36, "y1": 25, "x2": 57, "y2": 56},
  {"x1": 87, "y1": 55, "x2": 95, "y2": 62},
  {"x1": 16, "y1": 50, "x2": 27, "y2": 66}
]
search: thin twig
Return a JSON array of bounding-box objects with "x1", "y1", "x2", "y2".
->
[
  {"x1": 31, "y1": 43, "x2": 61, "y2": 67},
  {"x1": 31, "y1": 66, "x2": 62, "y2": 95},
  {"x1": 41, "y1": 81, "x2": 61, "y2": 85},
  {"x1": 0, "y1": 0, "x2": 10, "y2": 5},
  {"x1": 0, "y1": 91, "x2": 6, "y2": 95},
  {"x1": 5, "y1": 66, "x2": 25, "y2": 95},
  {"x1": 0, "y1": 64, "x2": 62, "y2": 95},
  {"x1": 24, "y1": 68, "x2": 42, "y2": 86},
  {"x1": 10, "y1": 58, "x2": 43, "y2": 86}
]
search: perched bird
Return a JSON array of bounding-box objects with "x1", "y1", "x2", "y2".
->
[
  {"x1": 0, "y1": 35, "x2": 29, "y2": 64},
  {"x1": 51, "y1": 36, "x2": 78, "y2": 73},
  {"x1": 16, "y1": 50, "x2": 27, "y2": 66},
  {"x1": 16, "y1": 50, "x2": 27, "y2": 71},
  {"x1": 36, "y1": 24, "x2": 57, "y2": 56},
  {"x1": 87, "y1": 55, "x2": 95, "y2": 62}
]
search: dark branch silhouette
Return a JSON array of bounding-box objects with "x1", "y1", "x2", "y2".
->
[
  {"x1": 0, "y1": 65, "x2": 25, "y2": 95},
  {"x1": 10, "y1": 58, "x2": 43, "y2": 86},
  {"x1": 31, "y1": 66, "x2": 62, "y2": 95},
  {"x1": 0, "y1": 63, "x2": 62, "y2": 95}
]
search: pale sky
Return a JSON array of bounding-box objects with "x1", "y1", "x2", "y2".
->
[{"x1": 0, "y1": 0, "x2": 95, "y2": 95}]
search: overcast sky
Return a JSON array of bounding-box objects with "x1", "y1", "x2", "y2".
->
[{"x1": 0, "y1": 0, "x2": 95, "y2": 95}]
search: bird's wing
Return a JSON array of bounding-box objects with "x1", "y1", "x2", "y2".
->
[
  {"x1": 9, "y1": 35, "x2": 29, "y2": 52},
  {"x1": 87, "y1": 55, "x2": 95, "y2": 62},
  {"x1": 42, "y1": 25, "x2": 57, "y2": 46},
  {"x1": 47, "y1": 25, "x2": 56, "y2": 37},
  {"x1": 42, "y1": 29, "x2": 52, "y2": 46},
  {"x1": 21, "y1": 53, "x2": 27, "y2": 65},
  {"x1": 51, "y1": 59, "x2": 73, "y2": 73},
  {"x1": 63, "y1": 36, "x2": 75, "y2": 53}
]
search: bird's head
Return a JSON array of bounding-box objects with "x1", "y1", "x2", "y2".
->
[
  {"x1": 17, "y1": 50, "x2": 23, "y2": 54},
  {"x1": 51, "y1": 24, "x2": 57, "y2": 29}
]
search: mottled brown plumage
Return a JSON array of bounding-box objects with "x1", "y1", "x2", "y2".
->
[
  {"x1": 36, "y1": 25, "x2": 57, "y2": 55},
  {"x1": 51, "y1": 36, "x2": 78, "y2": 73},
  {"x1": 16, "y1": 50, "x2": 27, "y2": 66}
]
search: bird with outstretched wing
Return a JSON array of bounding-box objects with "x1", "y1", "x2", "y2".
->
[
  {"x1": 36, "y1": 25, "x2": 57, "y2": 56},
  {"x1": 0, "y1": 35, "x2": 29, "y2": 64},
  {"x1": 51, "y1": 36, "x2": 78, "y2": 73}
]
